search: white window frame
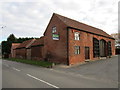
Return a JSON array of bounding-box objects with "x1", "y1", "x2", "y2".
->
[
  {"x1": 52, "y1": 26, "x2": 56, "y2": 33},
  {"x1": 74, "y1": 32, "x2": 80, "y2": 40},
  {"x1": 74, "y1": 46, "x2": 80, "y2": 54}
]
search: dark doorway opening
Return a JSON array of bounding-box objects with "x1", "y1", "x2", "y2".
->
[
  {"x1": 107, "y1": 41, "x2": 112, "y2": 56},
  {"x1": 85, "y1": 47, "x2": 90, "y2": 60},
  {"x1": 93, "y1": 38, "x2": 100, "y2": 58},
  {"x1": 99, "y1": 39, "x2": 106, "y2": 57}
]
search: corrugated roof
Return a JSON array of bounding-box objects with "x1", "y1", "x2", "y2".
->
[
  {"x1": 31, "y1": 36, "x2": 44, "y2": 47},
  {"x1": 16, "y1": 39, "x2": 35, "y2": 49},
  {"x1": 54, "y1": 13, "x2": 114, "y2": 39}
]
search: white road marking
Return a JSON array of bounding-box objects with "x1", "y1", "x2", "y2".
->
[
  {"x1": 12, "y1": 67, "x2": 21, "y2": 71},
  {"x1": 27, "y1": 74, "x2": 59, "y2": 88}
]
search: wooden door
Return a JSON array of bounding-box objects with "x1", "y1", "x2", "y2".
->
[
  {"x1": 27, "y1": 49, "x2": 31, "y2": 60},
  {"x1": 85, "y1": 47, "x2": 90, "y2": 59},
  {"x1": 100, "y1": 40, "x2": 106, "y2": 57}
]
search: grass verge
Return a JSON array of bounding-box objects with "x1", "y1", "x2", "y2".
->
[{"x1": 6, "y1": 58, "x2": 53, "y2": 68}]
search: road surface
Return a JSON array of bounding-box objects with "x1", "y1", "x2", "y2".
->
[{"x1": 2, "y1": 56, "x2": 118, "y2": 88}]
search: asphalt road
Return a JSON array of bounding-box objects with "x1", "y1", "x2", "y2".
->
[
  {"x1": 54, "y1": 56, "x2": 119, "y2": 83},
  {"x1": 2, "y1": 56, "x2": 118, "y2": 88}
]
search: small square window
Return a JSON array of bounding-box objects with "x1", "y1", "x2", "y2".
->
[
  {"x1": 74, "y1": 32, "x2": 80, "y2": 40},
  {"x1": 52, "y1": 26, "x2": 56, "y2": 33},
  {"x1": 74, "y1": 46, "x2": 80, "y2": 54}
]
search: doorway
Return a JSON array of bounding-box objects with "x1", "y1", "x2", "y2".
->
[
  {"x1": 85, "y1": 47, "x2": 90, "y2": 60},
  {"x1": 99, "y1": 39, "x2": 106, "y2": 57}
]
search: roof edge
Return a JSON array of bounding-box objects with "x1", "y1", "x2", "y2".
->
[
  {"x1": 43, "y1": 13, "x2": 68, "y2": 35},
  {"x1": 67, "y1": 27, "x2": 115, "y2": 40}
]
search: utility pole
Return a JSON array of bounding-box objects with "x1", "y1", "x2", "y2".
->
[
  {"x1": 0, "y1": 25, "x2": 6, "y2": 58},
  {"x1": 1, "y1": 25, "x2": 6, "y2": 29},
  {"x1": 0, "y1": 25, "x2": 6, "y2": 40}
]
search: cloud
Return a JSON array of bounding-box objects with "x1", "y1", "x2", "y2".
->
[{"x1": 0, "y1": 0, "x2": 119, "y2": 42}]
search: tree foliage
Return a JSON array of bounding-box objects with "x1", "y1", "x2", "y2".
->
[{"x1": 7, "y1": 34, "x2": 17, "y2": 43}]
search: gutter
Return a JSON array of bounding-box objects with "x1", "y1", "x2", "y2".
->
[
  {"x1": 31, "y1": 44, "x2": 44, "y2": 47},
  {"x1": 15, "y1": 47, "x2": 25, "y2": 49}
]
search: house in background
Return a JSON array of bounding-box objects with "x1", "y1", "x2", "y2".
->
[
  {"x1": 43, "y1": 13, "x2": 115, "y2": 65},
  {"x1": 11, "y1": 43, "x2": 21, "y2": 58},
  {"x1": 111, "y1": 33, "x2": 120, "y2": 54},
  {"x1": 30, "y1": 36, "x2": 44, "y2": 60},
  {"x1": 15, "y1": 39, "x2": 36, "y2": 59}
]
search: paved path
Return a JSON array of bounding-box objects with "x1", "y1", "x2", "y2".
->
[{"x1": 2, "y1": 56, "x2": 118, "y2": 88}]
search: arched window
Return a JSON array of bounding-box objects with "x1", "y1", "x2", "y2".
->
[{"x1": 93, "y1": 38, "x2": 99, "y2": 57}]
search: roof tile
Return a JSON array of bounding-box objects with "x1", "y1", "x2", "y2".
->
[
  {"x1": 16, "y1": 39, "x2": 36, "y2": 49},
  {"x1": 31, "y1": 36, "x2": 44, "y2": 47},
  {"x1": 54, "y1": 13, "x2": 113, "y2": 39}
]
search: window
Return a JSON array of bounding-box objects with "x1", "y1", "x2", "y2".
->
[
  {"x1": 74, "y1": 46, "x2": 80, "y2": 54},
  {"x1": 52, "y1": 26, "x2": 56, "y2": 33},
  {"x1": 74, "y1": 32, "x2": 80, "y2": 40}
]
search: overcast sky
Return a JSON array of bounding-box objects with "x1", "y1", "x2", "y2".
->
[{"x1": 0, "y1": 0, "x2": 119, "y2": 42}]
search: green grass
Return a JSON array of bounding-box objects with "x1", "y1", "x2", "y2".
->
[{"x1": 7, "y1": 58, "x2": 53, "y2": 68}]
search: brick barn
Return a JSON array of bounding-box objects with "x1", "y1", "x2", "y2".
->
[
  {"x1": 43, "y1": 13, "x2": 115, "y2": 65},
  {"x1": 31, "y1": 36, "x2": 44, "y2": 60},
  {"x1": 15, "y1": 39, "x2": 36, "y2": 59},
  {"x1": 11, "y1": 43, "x2": 21, "y2": 58}
]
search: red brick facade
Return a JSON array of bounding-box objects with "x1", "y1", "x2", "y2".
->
[
  {"x1": 31, "y1": 37, "x2": 44, "y2": 60},
  {"x1": 31, "y1": 46, "x2": 44, "y2": 60},
  {"x1": 14, "y1": 13, "x2": 115, "y2": 65},
  {"x1": 16, "y1": 48, "x2": 26, "y2": 59},
  {"x1": 44, "y1": 14, "x2": 68, "y2": 64},
  {"x1": 43, "y1": 13, "x2": 115, "y2": 65},
  {"x1": 15, "y1": 39, "x2": 36, "y2": 59},
  {"x1": 68, "y1": 28, "x2": 115, "y2": 65},
  {"x1": 11, "y1": 43, "x2": 21, "y2": 58}
]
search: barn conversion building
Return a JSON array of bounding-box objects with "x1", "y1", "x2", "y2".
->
[
  {"x1": 30, "y1": 36, "x2": 44, "y2": 60},
  {"x1": 11, "y1": 43, "x2": 21, "y2": 58},
  {"x1": 11, "y1": 13, "x2": 115, "y2": 65},
  {"x1": 15, "y1": 39, "x2": 36, "y2": 59},
  {"x1": 43, "y1": 13, "x2": 115, "y2": 65}
]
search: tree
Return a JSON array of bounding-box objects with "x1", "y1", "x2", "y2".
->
[
  {"x1": 2, "y1": 34, "x2": 16, "y2": 58},
  {"x1": 1, "y1": 41, "x2": 11, "y2": 58},
  {"x1": 7, "y1": 34, "x2": 17, "y2": 43}
]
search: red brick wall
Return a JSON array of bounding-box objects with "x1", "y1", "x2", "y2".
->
[
  {"x1": 26, "y1": 48, "x2": 31, "y2": 60},
  {"x1": 44, "y1": 14, "x2": 68, "y2": 64},
  {"x1": 16, "y1": 48, "x2": 26, "y2": 59},
  {"x1": 44, "y1": 14, "x2": 115, "y2": 65},
  {"x1": 31, "y1": 46, "x2": 44, "y2": 60},
  {"x1": 13, "y1": 49, "x2": 16, "y2": 58},
  {"x1": 11, "y1": 43, "x2": 21, "y2": 58},
  {"x1": 68, "y1": 28, "x2": 115, "y2": 65}
]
